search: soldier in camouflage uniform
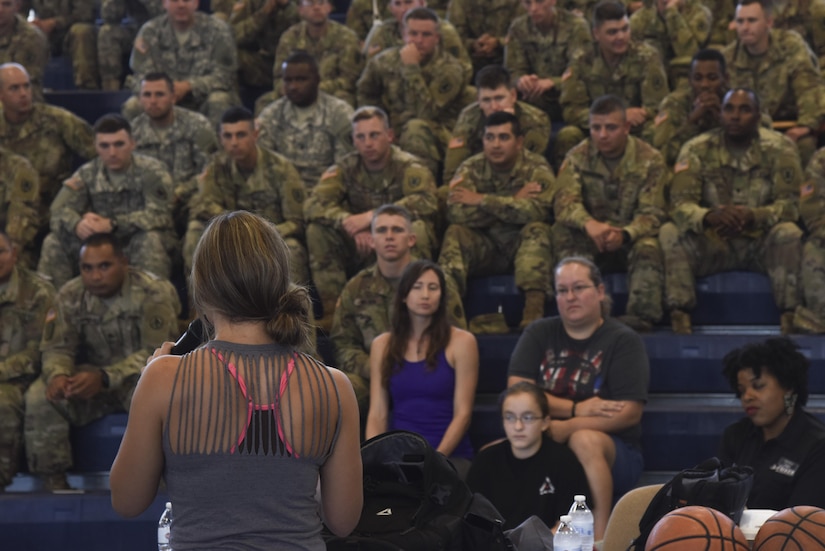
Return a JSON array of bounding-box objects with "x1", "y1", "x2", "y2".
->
[
  {"x1": 504, "y1": 0, "x2": 591, "y2": 123},
  {"x1": 30, "y1": 0, "x2": 98, "y2": 88},
  {"x1": 773, "y1": 0, "x2": 825, "y2": 73},
  {"x1": 438, "y1": 110, "x2": 556, "y2": 328},
  {"x1": 229, "y1": 0, "x2": 299, "y2": 89},
  {"x1": 186, "y1": 107, "x2": 308, "y2": 285},
  {"x1": 794, "y1": 146, "x2": 825, "y2": 333},
  {"x1": 97, "y1": 0, "x2": 163, "y2": 90},
  {"x1": 0, "y1": 147, "x2": 40, "y2": 264},
  {"x1": 256, "y1": 51, "x2": 354, "y2": 189},
  {"x1": 304, "y1": 106, "x2": 439, "y2": 329},
  {"x1": 363, "y1": 0, "x2": 471, "y2": 82},
  {"x1": 564, "y1": 0, "x2": 639, "y2": 19},
  {"x1": 346, "y1": 0, "x2": 449, "y2": 41},
  {"x1": 659, "y1": 89, "x2": 803, "y2": 334},
  {"x1": 132, "y1": 72, "x2": 219, "y2": 235},
  {"x1": 24, "y1": 233, "x2": 180, "y2": 490},
  {"x1": 0, "y1": 64, "x2": 96, "y2": 251},
  {"x1": 38, "y1": 114, "x2": 175, "y2": 290},
  {"x1": 446, "y1": 0, "x2": 524, "y2": 73},
  {"x1": 629, "y1": 0, "x2": 712, "y2": 88},
  {"x1": 332, "y1": 204, "x2": 466, "y2": 412},
  {"x1": 444, "y1": 64, "x2": 550, "y2": 183},
  {"x1": 702, "y1": 0, "x2": 735, "y2": 48},
  {"x1": 358, "y1": 7, "x2": 470, "y2": 177},
  {"x1": 0, "y1": 2, "x2": 48, "y2": 101},
  {"x1": 0, "y1": 229, "x2": 55, "y2": 491},
  {"x1": 724, "y1": 0, "x2": 825, "y2": 166},
  {"x1": 126, "y1": 0, "x2": 240, "y2": 125},
  {"x1": 558, "y1": 1, "x2": 669, "y2": 166},
  {"x1": 555, "y1": 94, "x2": 669, "y2": 330}
]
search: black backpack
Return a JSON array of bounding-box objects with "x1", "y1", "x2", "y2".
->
[{"x1": 325, "y1": 431, "x2": 512, "y2": 551}]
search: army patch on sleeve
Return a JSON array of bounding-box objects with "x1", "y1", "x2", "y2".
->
[
  {"x1": 801, "y1": 181, "x2": 814, "y2": 198},
  {"x1": 321, "y1": 166, "x2": 339, "y2": 180},
  {"x1": 449, "y1": 174, "x2": 464, "y2": 188},
  {"x1": 674, "y1": 160, "x2": 689, "y2": 173},
  {"x1": 782, "y1": 167, "x2": 795, "y2": 183},
  {"x1": 21, "y1": 179, "x2": 33, "y2": 193},
  {"x1": 134, "y1": 36, "x2": 148, "y2": 55},
  {"x1": 232, "y1": 0, "x2": 245, "y2": 12},
  {"x1": 150, "y1": 316, "x2": 164, "y2": 330},
  {"x1": 63, "y1": 176, "x2": 83, "y2": 191},
  {"x1": 292, "y1": 189, "x2": 303, "y2": 202},
  {"x1": 448, "y1": 136, "x2": 465, "y2": 149},
  {"x1": 654, "y1": 111, "x2": 668, "y2": 127},
  {"x1": 409, "y1": 176, "x2": 421, "y2": 188},
  {"x1": 561, "y1": 68, "x2": 573, "y2": 82}
]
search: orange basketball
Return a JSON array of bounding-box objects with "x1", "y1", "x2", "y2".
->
[
  {"x1": 645, "y1": 506, "x2": 750, "y2": 551},
  {"x1": 752, "y1": 506, "x2": 825, "y2": 551}
]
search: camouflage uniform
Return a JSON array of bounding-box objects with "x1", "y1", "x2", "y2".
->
[
  {"x1": 363, "y1": 18, "x2": 472, "y2": 83},
  {"x1": 131, "y1": 105, "x2": 219, "y2": 225},
  {"x1": 256, "y1": 91, "x2": 354, "y2": 190},
  {"x1": 445, "y1": 0, "x2": 524, "y2": 72},
  {"x1": 660, "y1": 127, "x2": 803, "y2": 314},
  {"x1": 0, "y1": 103, "x2": 95, "y2": 239},
  {"x1": 503, "y1": 9, "x2": 591, "y2": 120},
  {"x1": 357, "y1": 45, "x2": 469, "y2": 176},
  {"x1": 723, "y1": 29, "x2": 825, "y2": 165},
  {"x1": 345, "y1": 0, "x2": 450, "y2": 41},
  {"x1": 31, "y1": 0, "x2": 98, "y2": 88},
  {"x1": 558, "y1": 41, "x2": 669, "y2": 160},
  {"x1": 126, "y1": 12, "x2": 240, "y2": 125},
  {"x1": 0, "y1": 267, "x2": 55, "y2": 487},
  {"x1": 23, "y1": 268, "x2": 180, "y2": 477},
  {"x1": 443, "y1": 100, "x2": 550, "y2": 183},
  {"x1": 0, "y1": 148, "x2": 40, "y2": 253},
  {"x1": 0, "y1": 14, "x2": 49, "y2": 101},
  {"x1": 438, "y1": 149, "x2": 556, "y2": 297},
  {"x1": 186, "y1": 146, "x2": 309, "y2": 284},
  {"x1": 774, "y1": 0, "x2": 825, "y2": 73},
  {"x1": 629, "y1": 0, "x2": 712, "y2": 87},
  {"x1": 554, "y1": 136, "x2": 669, "y2": 323},
  {"x1": 38, "y1": 154, "x2": 175, "y2": 289},
  {"x1": 97, "y1": 0, "x2": 163, "y2": 87},
  {"x1": 229, "y1": 0, "x2": 300, "y2": 88},
  {"x1": 701, "y1": 0, "x2": 734, "y2": 49},
  {"x1": 798, "y1": 148, "x2": 825, "y2": 329},
  {"x1": 304, "y1": 145, "x2": 439, "y2": 305}
]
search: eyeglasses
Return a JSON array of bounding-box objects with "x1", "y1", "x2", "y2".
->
[
  {"x1": 555, "y1": 284, "x2": 595, "y2": 298},
  {"x1": 502, "y1": 413, "x2": 542, "y2": 425}
]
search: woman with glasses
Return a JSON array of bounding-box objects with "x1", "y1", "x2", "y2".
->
[
  {"x1": 466, "y1": 382, "x2": 588, "y2": 530},
  {"x1": 366, "y1": 260, "x2": 478, "y2": 476},
  {"x1": 506, "y1": 256, "x2": 650, "y2": 541}
]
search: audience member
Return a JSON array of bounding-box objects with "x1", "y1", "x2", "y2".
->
[
  {"x1": 507, "y1": 256, "x2": 650, "y2": 540},
  {"x1": 438, "y1": 111, "x2": 555, "y2": 329},
  {"x1": 660, "y1": 88, "x2": 803, "y2": 335},
  {"x1": 554, "y1": 94, "x2": 668, "y2": 332},
  {"x1": 346, "y1": 0, "x2": 448, "y2": 41},
  {"x1": 702, "y1": 0, "x2": 735, "y2": 48},
  {"x1": 256, "y1": 51, "x2": 354, "y2": 189},
  {"x1": 366, "y1": 259, "x2": 477, "y2": 476},
  {"x1": 0, "y1": 228, "x2": 55, "y2": 492},
  {"x1": 30, "y1": 0, "x2": 98, "y2": 88},
  {"x1": 0, "y1": 0, "x2": 48, "y2": 100},
  {"x1": 446, "y1": 0, "x2": 524, "y2": 73},
  {"x1": 444, "y1": 64, "x2": 550, "y2": 183},
  {"x1": 357, "y1": 7, "x2": 469, "y2": 176},
  {"x1": 38, "y1": 114, "x2": 175, "y2": 289},
  {"x1": 126, "y1": 0, "x2": 239, "y2": 125},
  {"x1": 719, "y1": 337, "x2": 825, "y2": 510},
  {"x1": 304, "y1": 106, "x2": 438, "y2": 330},
  {"x1": 0, "y1": 147, "x2": 40, "y2": 261},
  {"x1": 466, "y1": 382, "x2": 589, "y2": 530},
  {"x1": 772, "y1": 0, "x2": 825, "y2": 73},
  {"x1": 110, "y1": 211, "x2": 362, "y2": 547},
  {"x1": 25, "y1": 232, "x2": 180, "y2": 491},
  {"x1": 797, "y1": 145, "x2": 825, "y2": 333},
  {"x1": 97, "y1": 0, "x2": 163, "y2": 90}
]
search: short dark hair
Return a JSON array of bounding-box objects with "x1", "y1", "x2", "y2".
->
[
  {"x1": 484, "y1": 111, "x2": 522, "y2": 137},
  {"x1": 590, "y1": 94, "x2": 627, "y2": 117},
  {"x1": 691, "y1": 48, "x2": 727, "y2": 75},
  {"x1": 737, "y1": 0, "x2": 772, "y2": 16},
  {"x1": 475, "y1": 64, "x2": 513, "y2": 91},
  {"x1": 80, "y1": 232, "x2": 125, "y2": 257},
  {"x1": 404, "y1": 6, "x2": 440, "y2": 28},
  {"x1": 722, "y1": 337, "x2": 809, "y2": 406},
  {"x1": 500, "y1": 381, "x2": 550, "y2": 419},
  {"x1": 141, "y1": 71, "x2": 174, "y2": 92},
  {"x1": 283, "y1": 50, "x2": 320, "y2": 76},
  {"x1": 724, "y1": 87, "x2": 761, "y2": 112},
  {"x1": 371, "y1": 204, "x2": 412, "y2": 232},
  {"x1": 593, "y1": 0, "x2": 627, "y2": 27},
  {"x1": 94, "y1": 114, "x2": 131, "y2": 136},
  {"x1": 220, "y1": 106, "x2": 255, "y2": 126}
]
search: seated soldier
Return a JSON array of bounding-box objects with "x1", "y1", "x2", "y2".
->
[
  {"x1": 794, "y1": 145, "x2": 825, "y2": 333},
  {"x1": 97, "y1": 0, "x2": 163, "y2": 90},
  {"x1": 0, "y1": 147, "x2": 40, "y2": 264},
  {"x1": 438, "y1": 111, "x2": 555, "y2": 329},
  {"x1": 445, "y1": 0, "x2": 524, "y2": 74},
  {"x1": 37, "y1": 114, "x2": 175, "y2": 290},
  {"x1": 304, "y1": 106, "x2": 438, "y2": 329},
  {"x1": 554, "y1": 94, "x2": 669, "y2": 331},
  {"x1": 772, "y1": 0, "x2": 825, "y2": 77},
  {"x1": 30, "y1": 0, "x2": 98, "y2": 88},
  {"x1": 660, "y1": 88, "x2": 804, "y2": 334},
  {"x1": 24, "y1": 233, "x2": 180, "y2": 491},
  {"x1": 346, "y1": 0, "x2": 449, "y2": 41},
  {"x1": 0, "y1": 0, "x2": 48, "y2": 100}
]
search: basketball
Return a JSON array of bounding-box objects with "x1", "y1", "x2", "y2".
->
[
  {"x1": 752, "y1": 506, "x2": 825, "y2": 551},
  {"x1": 645, "y1": 506, "x2": 750, "y2": 551}
]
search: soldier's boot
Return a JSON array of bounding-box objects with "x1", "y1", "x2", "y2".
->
[
  {"x1": 670, "y1": 309, "x2": 692, "y2": 335},
  {"x1": 519, "y1": 290, "x2": 546, "y2": 329},
  {"x1": 616, "y1": 314, "x2": 653, "y2": 332},
  {"x1": 780, "y1": 311, "x2": 796, "y2": 335},
  {"x1": 101, "y1": 78, "x2": 121, "y2": 91},
  {"x1": 41, "y1": 472, "x2": 70, "y2": 492},
  {"x1": 792, "y1": 306, "x2": 825, "y2": 334},
  {"x1": 316, "y1": 299, "x2": 337, "y2": 334}
]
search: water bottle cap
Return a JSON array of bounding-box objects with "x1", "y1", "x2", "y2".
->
[
  {"x1": 574, "y1": 495, "x2": 586, "y2": 501},
  {"x1": 165, "y1": 502, "x2": 172, "y2": 509},
  {"x1": 560, "y1": 515, "x2": 572, "y2": 522}
]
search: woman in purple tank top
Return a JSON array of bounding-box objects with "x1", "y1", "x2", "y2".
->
[{"x1": 366, "y1": 260, "x2": 478, "y2": 475}]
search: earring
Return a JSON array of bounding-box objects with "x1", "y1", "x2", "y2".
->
[{"x1": 784, "y1": 393, "x2": 798, "y2": 416}]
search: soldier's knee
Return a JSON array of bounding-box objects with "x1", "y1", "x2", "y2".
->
[
  {"x1": 630, "y1": 236, "x2": 663, "y2": 263},
  {"x1": 520, "y1": 221, "x2": 552, "y2": 241},
  {"x1": 658, "y1": 221, "x2": 680, "y2": 249}
]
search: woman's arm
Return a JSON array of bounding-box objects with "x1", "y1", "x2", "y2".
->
[
  {"x1": 110, "y1": 351, "x2": 177, "y2": 517},
  {"x1": 436, "y1": 328, "x2": 478, "y2": 457},
  {"x1": 319, "y1": 368, "x2": 364, "y2": 536},
  {"x1": 507, "y1": 374, "x2": 578, "y2": 420},
  {"x1": 549, "y1": 399, "x2": 644, "y2": 443},
  {"x1": 365, "y1": 333, "x2": 391, "y2": 441}
]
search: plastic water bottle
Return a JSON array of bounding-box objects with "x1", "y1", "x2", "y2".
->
[
  {"x1": 569, "y1": 495, "x2": 595, "y2": 551},
  {"x1": 554, "y1": 515, "x2": 582, "y2": 551},
  {"x1": 158, "y1": 501, "x2": 173, "y2": 551}
]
